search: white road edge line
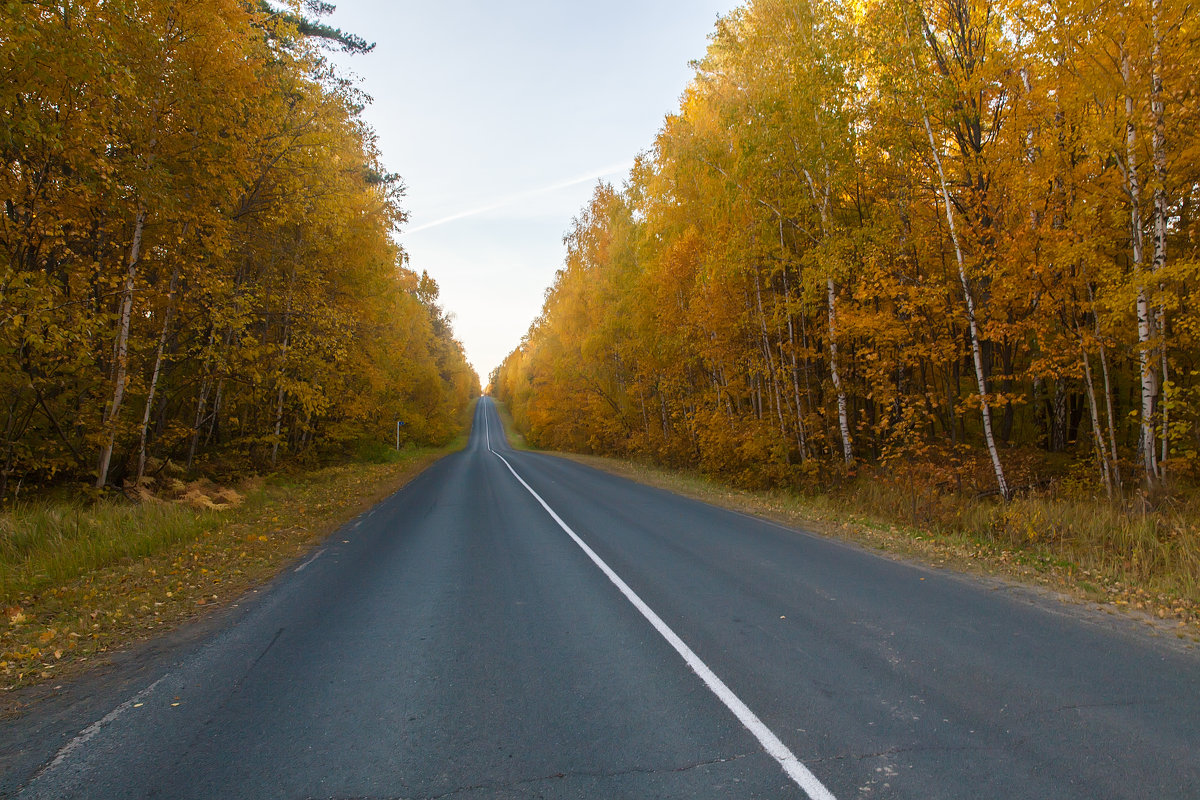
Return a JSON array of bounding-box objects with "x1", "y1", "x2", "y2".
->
[
  {"x1": 484, "y1": 407, "x2": 837, "y2": 800},
  {"x1": 34, "y1": 676, "x2": 166, "y2": 780},
  {"x1": 294, "y1": 549, "x2": 324, "y2": 573}
]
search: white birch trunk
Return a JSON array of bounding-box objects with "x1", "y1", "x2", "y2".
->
[
  {"x1": 919, "y1": 112, "x2": 1010, "y2": 499},
  {"x1": 1123, "y1": 40, "x2": 1159, "y2": 485},
  {"x1": 904, "y1": 12, "x2": 1007, "y2": 496},
  {"x1": 827, "y1": 276, "x2": 852, "y2": 465},
  {"x1": 97, "y1": 209, "x2": 146, "y2": 489},
  {"x1": 1150, "y1": 0, "x2": 1168, "y2": 281},
  {"x1": 1150, "y1": 0, "x2": 1169, "y2": 481},
  {"x1": 802, "y1": 168, "x2": 852, "y2": 464}
]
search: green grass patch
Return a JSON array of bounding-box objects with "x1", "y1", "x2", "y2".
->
[{"x1": 0, "y1": 501, "x2": 221, "y2": 603}]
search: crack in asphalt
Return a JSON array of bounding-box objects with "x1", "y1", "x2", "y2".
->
[
  {"x1": 300, "y1": 753, "x2": 754, "y2": 800},
  {"x1": 1005, "y1": 695, "x2": 1167, "y2": 724},
  {"x1": 809, "y1": 743, "x2": 998, "y2": 764},
  {"x1": 1047, "y1": 697, "x2": 1165, "y2": 714}
]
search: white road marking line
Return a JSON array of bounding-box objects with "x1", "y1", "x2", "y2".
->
[
  {"x1": 35, "y1": 677, "x2": 166, "y2": 779},
  {"x1": 293, "y1": 549, "x2": 324, "y2": 573},
  {"x1": 484, "y1": 407, "x2": 838, "y2": 800}
]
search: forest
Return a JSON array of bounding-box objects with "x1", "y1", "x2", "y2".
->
[
  {"x1": 494, "y1": 0, "x2": 1200, "y2": 503},
  {"x1": 1, "y1": 0, "x2": 479, "y2": 498}
]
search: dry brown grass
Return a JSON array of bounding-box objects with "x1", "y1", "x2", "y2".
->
[{"x1": 551, "y1": 452, "x2": 1200, "y2": 643}]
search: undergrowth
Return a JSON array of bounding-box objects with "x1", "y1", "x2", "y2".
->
[{"x1": 823, "y1": 474, "x2": 1200, "y2": 603}]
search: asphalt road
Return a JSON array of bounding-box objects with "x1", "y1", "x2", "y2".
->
[{"x1": 6, "y1": 397, "x2": 1199, "y2": 799}]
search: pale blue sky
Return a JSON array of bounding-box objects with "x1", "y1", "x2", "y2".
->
[{"x1": 325, "y1": 1, "x2": 736, "y2": 380}]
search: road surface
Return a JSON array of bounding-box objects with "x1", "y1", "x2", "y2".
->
[{"x1": 5, "y1": 397, "x2": 1199, "y2": 798}]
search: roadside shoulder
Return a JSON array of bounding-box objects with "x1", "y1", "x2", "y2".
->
[{"x1": 541, "y1": 450, "x2": 1200, "y2": 651}]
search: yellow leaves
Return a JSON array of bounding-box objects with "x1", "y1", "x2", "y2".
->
[{"x1": 0, "y1": 0, "x2": 476, "y2": 499}]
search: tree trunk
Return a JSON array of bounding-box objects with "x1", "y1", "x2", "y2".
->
[
  {"x1": 827, "y1": 277, "x2": 852, "y2": 465},
  {"x1": 753, "y1": 268, "x2": 788, "y2": 446},
  {"x1": 1160, "y1": 346, "x2": 1169, "y2": 479},
  {"x1": 1085, "y1": 284, "x2": 1122, "y2": 490},
  {"x1": 271, "y1": 266, "x2": 298, "y2": 467},
  {"x1": 270, "y1": 334, "x2": 289, "y2": 467},
  {"x1": 659, "y1": 390, "x2": 669, "y2": 439},
  {"x1": 187, "y1": 327, "x2": 217, "y2": 469},
  {"x1": 187, "y1": 377, "x2": 209, "y2": 469},
  {"x1": 1150, "y1": 0, "x2": 1168, "y2": 281},
  {"x1": 779, "y1": 258, "x2": 809, "y2": 460},
  {"x1": 1052, "y1": 379, "x2": 1068, "y2": 452},
  {"x1": 97, "y1": 209, "x2": 146, "y2": 489},
  {"x1": 1080, "y1": 346, "x2": 1113, "y2": 498},
  {"x1": 1150, "y1": 0, "x2": 1169, "y2": 482},
  {"x1": 136, "y1": 264, "x2": 179, "y2": 484},
  {"x1": 206, "y1": 380, "x2": 224, "y2": 447},
  {"x1": 799, "y1": 295, "x2": 815, "y2": 421},
  {"x1": 1123, "y1": 38, "x2": 1159, "y2": 485},
  {"x1": 919, "y1": 111, "x2": 1009, "y2": 499},
  {"x1": 802, "y1": 168, "x2": 852, "y2": 464}
]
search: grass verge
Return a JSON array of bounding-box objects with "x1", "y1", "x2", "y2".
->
[
  {"x1": 492, "y1": 400, "x2": 528, "y2": 450},
  {"x1": 519, "y1": 442, "x2": 1200, "y2": 644},
  {"x1": 1, "y1": 432, "x2": 467, "y2": 690}
]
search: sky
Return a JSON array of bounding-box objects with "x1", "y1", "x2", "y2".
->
[{"x1": 324, "y1": 0, "x2": 737, "y2": 382}]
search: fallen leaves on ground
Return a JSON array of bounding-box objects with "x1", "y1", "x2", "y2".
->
[{"x1": 1, "y1": 453, "x2": 445, "y2": 690}]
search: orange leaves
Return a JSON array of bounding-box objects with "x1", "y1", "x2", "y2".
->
[{"x1": 493, "y1": 0, "x2": 1200, "y2": 495}]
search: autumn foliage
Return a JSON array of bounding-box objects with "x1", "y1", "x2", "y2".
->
[
  {"x1": 494, "y1": 0, "x2": 1200, "y2": 499},
  {"x1": 1, "y1": 0, "x2": 478, "y2": 495}
]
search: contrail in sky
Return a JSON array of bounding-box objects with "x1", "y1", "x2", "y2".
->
[{"x1": 400, "y1": 162, "x2": 633, "y2": 235}]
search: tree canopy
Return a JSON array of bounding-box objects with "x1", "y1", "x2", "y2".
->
[
  {"x1": 1, "y1": 0, "x2": 478, "y2": 495},
  {"x1": 494, "y1": 0, "x2": 1200, "y2": 498}
]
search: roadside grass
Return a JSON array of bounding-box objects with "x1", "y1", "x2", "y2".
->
[
  {"x1": 1, "y1": 427, "x2": 470, "y2": 690},
  {"x1": 1, "y1": 502, "x2": 222, "y2": 605},
  {"x1": 529, "y1": 446, "x2": 1200, "y2": 642},
  {"x1": 492, "y1": 400, "x2": 528, "y2": 450}
]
